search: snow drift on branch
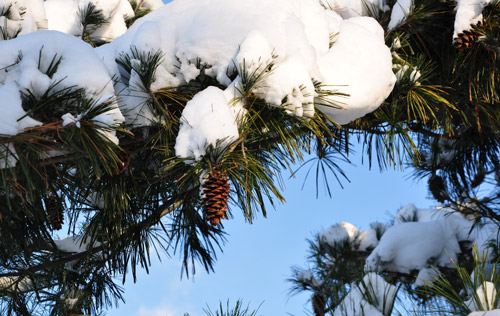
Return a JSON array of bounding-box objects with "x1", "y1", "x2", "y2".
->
[{"x1": 0, "y1": 31, "x2": 123, "y2": 136}]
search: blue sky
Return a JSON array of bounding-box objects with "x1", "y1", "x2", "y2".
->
[
  {"x1": 106, "y1": 143, "x2": 434, "y2": 316},
  {"x1": 103, "y1": 1, "x2": 435, "y2": 315}
]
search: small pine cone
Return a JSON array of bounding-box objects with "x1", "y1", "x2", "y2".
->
[
  {"x1": 311, "y1": 292, "x2": 326, "y2": 316},
  {"x1": 201, "y1": 169, "x2": 230, "y2": 226},
  {"x1": 45, "y1": 195, "x2": 64, "y2": 230},
  {"x1": 454, "y1": 21, "x2": 483, "y2": 50},
  {"x1": 428, "y1": 174, "x2": 448, "y2": 203}
]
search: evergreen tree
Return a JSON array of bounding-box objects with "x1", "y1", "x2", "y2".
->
[{"x1": 0, "y1": 0, "x2": 499, "y2": 315}]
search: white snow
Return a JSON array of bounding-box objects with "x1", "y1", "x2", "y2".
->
[
  {"x1": 97, "y1": 0, "x2": 395, "y2": 128},
  {"x1": 414, "y1": 267, "x2": 439, "y2": 287},
  {"x1": 358, "y1": 228, "x2": 380, "y2": 251},
  {"x1": 297, "y1": 269, "x2": 323, "y2": 287},
  {"x1": 0, "y1": 0, "x2": 47, "y2": 40},
  {"x1": 317, "y1": 17, "x2": 396, "y2": 125},
  {"x1": 366, "y1": 204, "x2": 499, "y2": 275},
  {"x1": 470, "y1": 311, "x2": 500, "y2": 316},
  {"x1": 0, "y1": 31, "x2": 124, "y2": 139},
  {"x1": 175, "y1": 87, "x2": 239, "y2": 162},
  {"x1": 62, "y1": 113, "x2": 82, "y2": 128},
  {"x1": 320, "y1": 0, "x2": 386, "y2": 19},
  {"x1": 365, "y1": 220, "x2": 461, "y2": 273},
  {"x1": 334, "y1": 273, "x2": 397, "y2": 316},
  {"x1": 453, "y1": 0, "x2": 492, "y2": 39},
  {"x1": 139, "y1": 0, "x2": 163, "y2": 11},
  {"x1": 466, "y1": 282, "x2": 498, "y2": 311},
  {"x1": 394, "y1": 64, "x2": 422, "y2": 86},
  {"x1": 388, "y1": 0, "x2": 413, "y2": 30},
  {"x1": 0, "y1": 276, "x2": 32, "y2": 292},
  {"x1": 44, "y1": 0, "x2": 134, "y2": 42},
  {"x1": 0, "y1": 144, "x2": 18, "y2": 168},
  {"x1": 320, "y1": 222, "x2": 359, "y2": 246},
  {"x1": 54, "y1": 235, "x2": 101, "y2": 253}
]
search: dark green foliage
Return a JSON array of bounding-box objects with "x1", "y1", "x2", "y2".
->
[{"x1": 78, "y1": 2, "x2": 108, "y2": 45}]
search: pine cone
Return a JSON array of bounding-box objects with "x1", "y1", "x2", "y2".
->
[
  {"x1": 201, "y1": 169, "x2": 230, "y2": 226},
  {"x1": 428, "y1": 174, "x2": 448, "y2": 203},
  {"x1": 311, "y1": 292, "x2": 326, "y2": 316},
  {"x1": 454, "y1": 21, "x2": 483, "y2": 51},
  {"x1": 45, "y1": 195, "x2": 64, "y2": 230}
]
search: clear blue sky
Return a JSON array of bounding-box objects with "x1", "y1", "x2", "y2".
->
[{"x1": 103, "y1": 1, "x2": 434, "y2": 315}]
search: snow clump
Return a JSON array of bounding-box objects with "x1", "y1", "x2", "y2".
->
[
  {"x1": 453, "y1": 0, "x2": 492, "y2": 39},
  {"x1": 0, "y1": 31, "x2": 124, "y2": 138},
  {"x1": 366, "y1": 204, "x2": 499, "y2": 274},
  {"x1": 0, "y1": 0, "x2": 47, "y2": 40},
  {"x1": 44, "y1": 0, "x2": 135, "y2": 41},
  {"x1": 333, "y1": 272, "x2": 397, "y2": 316},
  {"x1": 175, "y1": 87, "x2": 239, "y2": 162}
]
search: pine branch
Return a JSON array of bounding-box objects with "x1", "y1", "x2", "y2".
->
[{"x1": 0, "y1": 197, "x2": 186, "y2": 279}]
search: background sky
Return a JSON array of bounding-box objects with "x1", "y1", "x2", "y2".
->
[{"x1": 103, "y1": 1, "x2": 434, "y2": 315}]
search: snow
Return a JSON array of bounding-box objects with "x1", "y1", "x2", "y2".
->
[
  {"x1": 358, "y1": 228, "x2": 380, "y2": 251},
  {"x1": 62, "y1": 113, "x2": 82, "y2": 128},
  {"x1": 0, "y1": 0, "x2": 47, "y2": 40},
  {"x1": 175, "y1": 87, "x2": 239, "y2": 162},
  {"x1": 297, "y1": 269, "x2": 323, "y2": 287},
  {"x1": 334, "y1": 273, "x2": 397, "y2": 316},
  {"x1": 0, "y1": 144, "x2": 18, "y2": 168},
  {"x1": 470, "y1": 311, "x2": 500, "y2": 316},
  {"x1": 453, "y1": 0, "x2": 492, "y2": 39},
  {"x1": 0, "y1": 30, "x2": 124, "y2": 139},
  {"x1": 97, "y1": 0, "x2": 395, "y2": 128},
  {"x1": 466, "y1": 282, "x2": 498, "y2": 311},
  {"x1": 388, "y1": 0, "x2": 412, "y2": 30},
  {"x1": 319, "y1": 221, "x2": 384, "y2": 251},
  {"x1": 414, "y1": 267, "x2": 439, "y2": 287},
  {"x1": 44, "y1": 0, "x2": 134, "y2": 42},
  {"x1": 54, "y1": 235, "x2": 101, "y2": 253},
  {"x1": 366, "y1": 204, "x2": 500, "y2": 274},
  {"x1": 320, "y1": 222, "x2": 359, "y2": 246},
  {"x1": 365, "y1": 220, "x2": 461, "y2": 273},
  {"x1": 0, "y1": 276, "x2": 32, "y2": 292},
  {"x1": 317, "y1": 17, "x2": 396, "y2": 125},
  {"x1": 320, "y1": 0, "x2": 386, "y2": 19},
  {"x1": 139, "y1": 0, "x2": 163, "y2": 11},
  {"x1": 394, "y1": 64, "x2": 422, "y2": 86}
]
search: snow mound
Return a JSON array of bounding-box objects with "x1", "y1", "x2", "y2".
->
[
  {"x1": 365, "y1": 220, "x2": 461, "y2": 273},
  {"x1": 320, "y1": 0, "x2": 386, "y2": 19},
  {"x1": 334, "y1": 273, "x2": 397, "y2": 316},
  {"x1": 317, "y1": 17, "x2": 396, "y2": 125},
  {"x1": 366, "y1": 204, "x2": 499, "y2": 274},
  {"x1": 320, "y1": 222, "x2": 359, "y2": 245},
  {"x1": 44, "y1": 0, "x2": 134, "y2": 42},
  {"x1": 454, "y1": 0, "x2": 492, "y2": 39},
  {"x1": 0, "y1": 31, "x2": 123, "y2": 137},
  {"x1": 97, "y1": 0, "x2": 395, "y2": 127},
  {"x1": 175, "y1": 87, "x2": 239, "y2": 162},
  {"x1": 0, "y1": 0, "x2": 47, "y2": 40}
]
